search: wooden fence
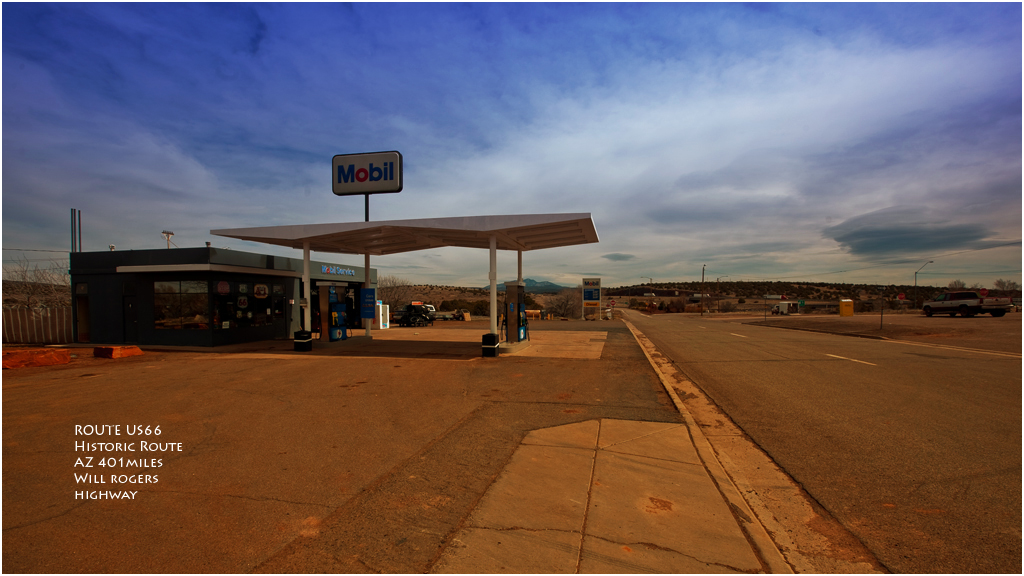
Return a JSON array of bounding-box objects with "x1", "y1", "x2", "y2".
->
[{"x1": 2, "y1": 307, "x2": 74, "y2": 345}]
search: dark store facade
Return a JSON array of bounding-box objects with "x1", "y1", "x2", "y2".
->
[{"x1": 69, "y1": 247, "x2": 375, "y2": 347}]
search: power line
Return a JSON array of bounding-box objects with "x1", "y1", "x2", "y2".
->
[
  {"x1": 2, "y1": 248, "x2": 69, "y2": 253},
  {"x1": 918, "y1": 269, "x2": 1021, "y2": 275}
]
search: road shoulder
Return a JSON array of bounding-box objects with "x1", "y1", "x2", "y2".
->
[{"x1": 622, "y1": 315, "x2": 887, "y2": 573}]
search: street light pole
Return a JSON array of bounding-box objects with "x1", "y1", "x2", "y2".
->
[
  {"x1": 700, "y1": 265, "x2": 705, "y2": 317},
  {"x1": 716, "y1": 276, "x2": 729, "y2": 312},
  {"x1": 914, "y1": 261, "x2": 934, "y2": 309}
]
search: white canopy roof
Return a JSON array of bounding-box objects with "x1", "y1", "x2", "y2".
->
[{"x1": 211, "y1": 213, "x2": 599, "y2": 256}]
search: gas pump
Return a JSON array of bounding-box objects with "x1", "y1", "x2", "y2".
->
[
  {"x1": 327, "y1": 286, "x2": 347, "y2": 341},
  {"x1": 503, "y1": 282, "x2": 529, "y2": 343}
]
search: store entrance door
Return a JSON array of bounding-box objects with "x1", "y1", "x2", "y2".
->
[
  {"x1": 122, "y1": 296, "x2": 138, "y2": 343},
  {"x1": 272, "y1": 293, "x2": 288, "y2": 339}
]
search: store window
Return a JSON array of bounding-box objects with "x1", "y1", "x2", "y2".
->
[
  {"x1": 212, "y1": 280, "x2": 274, "y2": 330},
  {"x1": 154, "y1": 281, "x2": 209, "y2": 330}
]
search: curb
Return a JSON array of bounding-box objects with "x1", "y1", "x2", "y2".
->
[{"x1": 623, "y1": 319, "x2": 793, "y2": 574}]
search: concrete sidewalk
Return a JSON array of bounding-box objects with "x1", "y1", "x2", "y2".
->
[
  {"x1": 433, "y1": 418, "x2": 785, "y2": 573},
  {"x1": 426, "y1": 322, "x2": 790, "y2": 573}
]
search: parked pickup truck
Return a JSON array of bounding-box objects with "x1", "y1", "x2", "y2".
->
[{"x1": 922, "y1": 291, "x2": 1013, "y2": 317}]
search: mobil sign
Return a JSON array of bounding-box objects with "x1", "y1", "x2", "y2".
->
[
  {"x1": 332, "y1": 151, "x2": 403, "y2": 196},
  {"x1": 582, "y1": 277, "x2": 601, "y2": 308}
]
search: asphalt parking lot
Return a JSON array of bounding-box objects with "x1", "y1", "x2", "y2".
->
[{"x1": 3, "y1": 320, "x2": 682, "y2": 573}]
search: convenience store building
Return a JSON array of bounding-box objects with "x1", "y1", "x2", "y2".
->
[{"x1": 69, "y1": 247, "x2": 375, "y2": 347}]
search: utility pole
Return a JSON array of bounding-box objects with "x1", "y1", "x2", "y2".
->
[{"x1": 716, "y1": 276, "x2": 728, "y2": 312}]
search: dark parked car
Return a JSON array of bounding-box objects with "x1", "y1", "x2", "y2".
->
[{"x1": 397, "y1": 304, "x2": 434, "y2": 327}]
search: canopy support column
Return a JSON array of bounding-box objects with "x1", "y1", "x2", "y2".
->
[
  {"x1": 302, "y1": 241, "x2": 311, "y2": 332},
  {"x1": 364, "y1": 252, "x2": 372, "y2": 338},
  {"x1": 489, "y1": 235, "x2": 497, "y2": 335},
  {"x1": 517, "y1": 250, "x2": 523, "y2": 283}
]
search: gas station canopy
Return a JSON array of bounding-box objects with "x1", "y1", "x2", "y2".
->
[
  {"x1": 212, "y1": 213, "x2": 599, "y2": 343},
  {"x1": 211, "y1": 213, "x2": 599, "y2": 255}
]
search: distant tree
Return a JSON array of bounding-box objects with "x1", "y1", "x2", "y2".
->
[
  {"x1": 548, "y1": 287, "x2": 581, "y2": 318},
  {"x1": 947, "y1": 279, "x2": 967, "y2": 291},
  {"x1": 994, "y1": 279, "x2": 1021, "y2": 292},
  {"x1": 470, "y1": 300, "x2": 491, "y2": 317},
  {"x1": 2, "y1": 256, "x2": 70, "y2": 308},
  {"x1": 376, "y1": 274, "x2": 415, "y2": 309}
]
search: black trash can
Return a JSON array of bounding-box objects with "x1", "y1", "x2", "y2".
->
[
  {"x1": 482, "y1": 333, "x2": 499, "y2": 357},
  {"x1": 294, "y1": 330, "x2": 313, "y2": 352}
]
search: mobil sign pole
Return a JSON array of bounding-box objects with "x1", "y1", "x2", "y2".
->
[
  {"x1": 330, "y1": 151, "x2": 404, "y2": 338},
  {"x1": 582, "y1": 278, "x2": 601, "y2": 320}
]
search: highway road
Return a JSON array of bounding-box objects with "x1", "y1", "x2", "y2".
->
[{"x1": 623, "y1": 309, "x2": 1022, "y2": 574}]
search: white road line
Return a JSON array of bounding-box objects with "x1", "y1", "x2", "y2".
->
[
  {"x1": 730, "y1": 333, "x2": 748, "y2": 338},
  {"x1": 885, "y1": 339, "x2": 1022, "y2": 359},
  {"x1": 826, "y1": 354, "x2": 877, "y2": 366}
]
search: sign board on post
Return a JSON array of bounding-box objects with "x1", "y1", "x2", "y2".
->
[
  {"x1": 332, "y1": 151, "x2": 403, "y2": 196},
  {"x1": 582, "y1": 278, "x2": 601, "y2": 316},
  {"x1": 360, "y1": 289, "x2": 377, "y2": 319}
]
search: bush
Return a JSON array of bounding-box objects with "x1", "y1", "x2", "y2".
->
[
  {"x1": 438, "y1": 298, "x2": 490, "y2": 317},
  {"x1": 666, "y1": 298, "x2": 686, "y2": 312}
]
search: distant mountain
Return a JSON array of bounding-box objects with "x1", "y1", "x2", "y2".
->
[{"x1": 482, "y1": 278, "x2": 568, "y2": 293}]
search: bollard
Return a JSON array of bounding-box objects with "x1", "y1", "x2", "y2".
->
[
  {"x1": 294, "y1": 330, "x2": 313, "y2": 352},
  {"x1": 482, "y1": 333, "x2": 499, "y2": 357}
]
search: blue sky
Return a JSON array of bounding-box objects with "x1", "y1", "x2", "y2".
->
[{"x1": 4, "y1": 3, "x2": 1021, "y2": 288}]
